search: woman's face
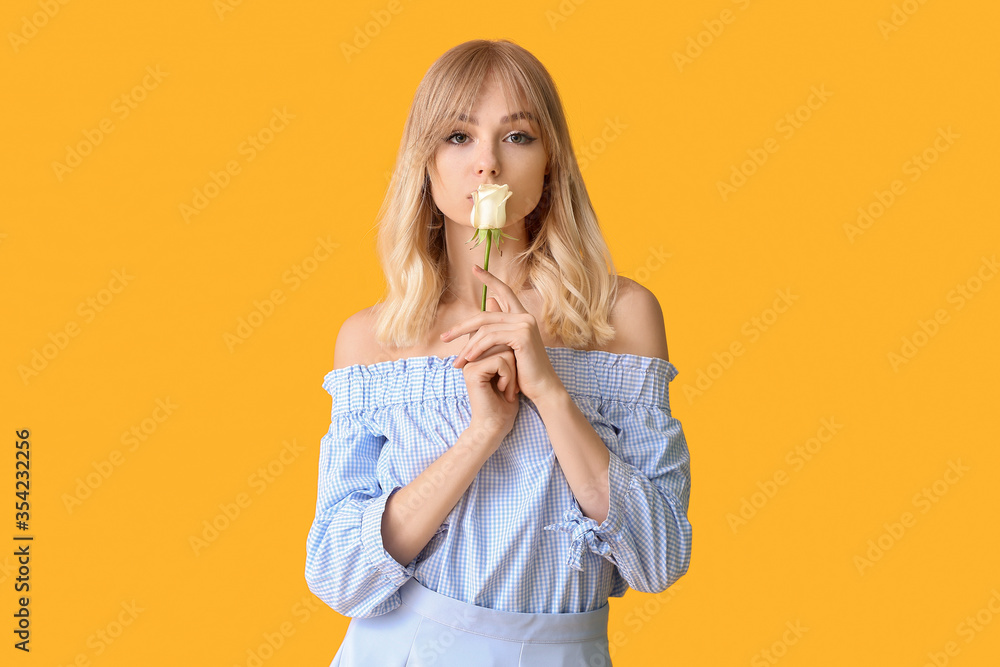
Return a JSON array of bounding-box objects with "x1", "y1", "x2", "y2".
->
[{"x1": 428, "y1": 77, "x2": 548, "y2": 231}]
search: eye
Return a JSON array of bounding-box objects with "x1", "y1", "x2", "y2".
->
[
  {"x1": 506, "y1": 131, "x2": 536, "y2": 145},
  {"x1": 445, "y1": 132, "x2": 469, "y2": 145}
]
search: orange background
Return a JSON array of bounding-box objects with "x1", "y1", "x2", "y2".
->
[{"x1": 2, "y1": 0, "x2": 999, "y2": 665}]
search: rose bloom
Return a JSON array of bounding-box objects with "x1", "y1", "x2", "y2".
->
[{"x1": 470, "y1": 183, "x2": 512, "y2": 230}]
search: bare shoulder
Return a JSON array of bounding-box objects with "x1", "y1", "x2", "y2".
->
[
  {"x1": 607, "y1": 276, "x2": 670, "y2": 362},
  {"x1": 332, "y1": 306, "x2": 381, "y2": 370}
]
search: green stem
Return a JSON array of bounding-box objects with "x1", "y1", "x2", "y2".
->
[{"x1": 480, "y1": 229, "x2": 493, "y2": 311}]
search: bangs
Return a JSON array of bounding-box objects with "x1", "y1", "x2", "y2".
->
[{"x1": 415, "y1": 42, "x2": 554, "y2": 157}]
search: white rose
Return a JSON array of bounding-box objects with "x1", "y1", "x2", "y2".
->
[
  {"x1": 466, "y1": 184, "x2": 517, "y2": 311},
  {"x1": 470, "y1": 183, "x2": 513, "y2": 229}
]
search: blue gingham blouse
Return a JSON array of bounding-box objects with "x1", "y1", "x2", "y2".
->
[{"x1": 305, "y1": 347, "x2": 692, "y2": 617}]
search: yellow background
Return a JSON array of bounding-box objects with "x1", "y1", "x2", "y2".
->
[{"x1": 3, "y1": 0, "x2": 999, "y2": 664}]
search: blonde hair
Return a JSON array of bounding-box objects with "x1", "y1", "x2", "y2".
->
[{"x1": 373, "y1": 39, "x2": 620, "y2": 349}]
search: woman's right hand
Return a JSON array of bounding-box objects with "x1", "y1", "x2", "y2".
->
[{"x1": 463, "y1": 347, "x2": 520, "y2": 442}]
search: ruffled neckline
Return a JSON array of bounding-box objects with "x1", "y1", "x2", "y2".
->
[
  {"x1": 323, "y1": 347, "x2": 678, "y2": 414},
  {"x1": 329, "y1": 346, "x2": 674, "y2": 375}
]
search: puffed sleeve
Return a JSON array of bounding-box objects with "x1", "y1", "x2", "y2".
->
[
  {"x1": 543, "y1": 390, "x2": 692, "y2": 594},
  {"x1": 304, "y1": 408, "x2": 416, "y2": 618}
]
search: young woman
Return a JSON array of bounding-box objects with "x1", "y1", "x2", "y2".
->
[{"x1": 306, "y1": 39, "x2": 692, "y2": 666}]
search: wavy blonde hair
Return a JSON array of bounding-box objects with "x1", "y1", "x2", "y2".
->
[{"x1": 373, "y1": 39, "x2": 620, "y2": 349}]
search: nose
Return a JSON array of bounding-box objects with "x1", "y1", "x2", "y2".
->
[{"x1": 475, "y1": 141, "x2": 500, "y2": 178}]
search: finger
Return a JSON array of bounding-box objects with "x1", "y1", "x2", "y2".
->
[
  {"x1": 443, "y1": 313, "x2": 527, "y2": 345},
  {"x1": 466, "y1": 350, "x2": 516, "y2": 394},
  {"x1": 493, "y1": 354, "x2": 511, "y2": 392},
  {"x1": 441, "y1": 312, "x2": 510, "y2": 342},
  {"x1": 473, "y1": 264, "x2": 527, "y2": 314},
  {"x1": 454, "y1": 329, "x2": 521, "y2": 368},
  {"x1": 457, "y1": 321, "x2": 532, "y2": 365},
  {"x1": 452, "y1": 338, "x2": 513, "y2": 368},
  {"x1": 506, "y1": 371, "x2": 520, "y2": 402},
  {"x1": 461, "y1": 349, "x2": 513, "y2": 380},
  {"x1": 466, "y1": 348, "x2": 511, "y2": 379},
  {"x1": 489, "y1": 353, "x2": 518, "y2": 403},
  {"x1": 481, "y1": 350, "x2": 516, "y2": 399},
  {"x1": 501, "y1": 353, "x2": 520, "y2": 403}
]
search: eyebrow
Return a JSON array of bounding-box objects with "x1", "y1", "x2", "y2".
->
[{"x1": 457, "y1": 110, "x2": 536, "y2": 125}]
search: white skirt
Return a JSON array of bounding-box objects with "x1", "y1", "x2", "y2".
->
[{"x1": 330, "y1": 578, "x2": 612, "y2": 666}]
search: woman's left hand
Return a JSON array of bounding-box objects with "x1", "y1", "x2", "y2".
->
[{"x1": 441, "y1": 265, "x2": 564, "y2": 404}]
